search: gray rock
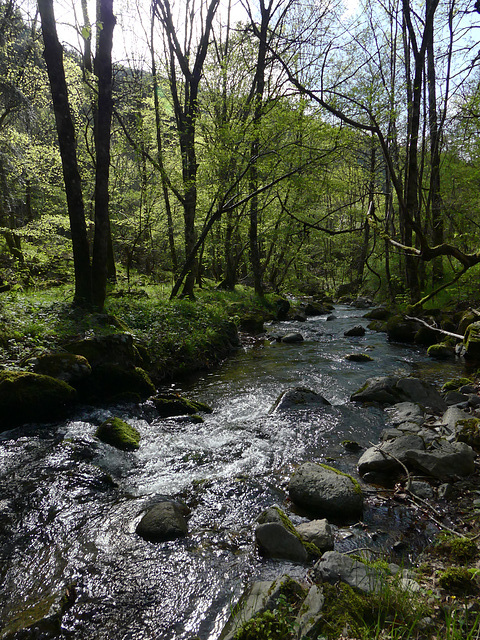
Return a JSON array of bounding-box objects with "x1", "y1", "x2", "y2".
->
[
  {"x1": 351, "y1": 376, "x2": 403, "y2": 405},
  {"x1": 386, "y1": 402, "x2": 424, "y2": 426},
  {"x1": 351, "y1": 376, "x2": 446, "y2": 412},
  {"x1": 312, "y1": 551, "x2": 384, "y2": 593},
  {"x1": 395, "y1": 378, "x2": 447, "y2": 413},
  {"x1": 460, "y1": 385, "x2": 477, "y2": 395},
  {"x1": 294, "y1": 585, "x2": 324, "y2": 639},
  {"x1": 409, "y1": 480, "x2": 434, "y2": 500},
  {"x1": 344, "y1": 325, "x2": 366, "y2": 337},
  {"x1": 441, "y1": 406, "x2": 472, "y2": 434},
  {"x1": 444, "y1": 391, "x2": 468, "y2": 406},
  {"x1": 358, "y1": 435, "x2": 426, "y2": 476},
  {"x1": 256, "y1": 506, "x2": 286, "y2": 525},
  {"x1": 255, "y1": 522, "x2": 309, "y2": 562},
  {"x1": 380, "y1": 427, "x2": 403, "y2": 441},
  {"x1": 136, "y1": 501, "x2": 188, "y2": 542},
  {"x1": 282, "y1": 332, "x2": 304, "y2": 344},
  {"x1": 406, "y1": 441, "x2": 475, "y2": 479},
  {"x1": 438, "y1": 483, "x2": 454, "y2": 500},
  {"x1": 468, "y1": 395, "x2": 480, "y2": 408},
  {"x1": 219, "y1": 576, "x2": 306, "y2": 640},
  {"x1": 399, "y1": 578, "x2": 422, "y2": 593},
  {"x1": 295, "y1": 519, "x2": 334, "y2": 551},
  {"x1": 397, "y1": 421, "x2": 423, "y2": 434},
  {"x1": 271, "y1": 387, "x2": 330, "y2": 413},
  {"x1": 288, "y1": 462, "x2": 363, "y2": 521}
]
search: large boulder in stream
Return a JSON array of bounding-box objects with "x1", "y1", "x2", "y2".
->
[
  {"x1": 358, "y1": 435, "x2": 475, "y2": 481},
  {"x1": 351, "y1": 376, "x2": 446, "y2": 412},
  {"x1": 136, "y1": 501, "x2": 189, "y2": 542},
  {"x1": 33, "y1": 352, "x2": 92, "y2": 385},
  {"x1": 64, "y1": 332, "x2": 142, "y2": 368},
  {"x1": 255, "y1": 506, "x2": 321, "y2": 561},
  {"x1": 288, "y1": 462, "x2": 363, "y2": 521},
  {"x1": 63, "y1": 333, "x2": 156, "y2": 401},
  {"x1": 95, "y1": 417, "x2": 140, "y2": 451},
  {"x1": 151, "y1": 393, "x2": 213, "y2": 418},
  {"x1": 270, "y1": 387, "x2": 330, "y2": 413},
  {"x1": 0, "y1": 371, "x2": 77, "y2": 430}
]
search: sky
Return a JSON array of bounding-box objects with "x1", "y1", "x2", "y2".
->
[{"x1": 22, "y1": 0, "x2": 359, "y2": 66}]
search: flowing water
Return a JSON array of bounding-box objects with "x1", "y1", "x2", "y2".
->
[{"x1": 0, "y1": 306, "x2": 467, "y2": 639}]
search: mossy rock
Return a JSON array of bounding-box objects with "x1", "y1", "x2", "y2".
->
[
  {"x1": 79, "y1": 365, "x2": 155, "y2": 401},
  {"x1": 152, "y1": 393, "x2": 213, "y2": 418},
  {"x1": 363, "y1": 306, "x2": 392, "y2": 321},
  {"x1": 431, "y1": 534, "x2": 478, "y2": 563},
  {"x1": 33, "y1": 352, "x2": 91, "y2": 384},
  {"x1": 0, "y1": 585, "x2": 76, "y2": 638},
  {"x1": 345, "y1": 353, "x2": 374, "y2": 362},
  {"x1": 386, "y1": 315, "x2": 419, "y2": 343},
  {"x1": 367, "y1": 320, "x2": 387, "y2": 332},
  {"x1": 64, "y1": 332, "x2": 141, "y2": 369},
  {"x1": 427, "y1": 343, "x2": 455, "y2": 360},
  {"x1": 456, "y1": 418, "x2": 480, "y2": 450},
  {"x1": 95, "y1": 417, "x2": 140, "y2": 451},
  {"x1": 464, "y1": 321, "x2": 480, "y2": 359},
  {"x1": 438, "y1": 567, "x2": 478, "y2": 595},
  {"x1": 458, "y1": 310, "x2": 478, "y2": 335},
  {"x1": 239, "y1": 313, "x2": 265, "y2": 334},
  {"x1": 0, "y1": 370, "x2": 77, "y2": 430},
  {"x1": 414, "y1": 324, "x2": 441, "y2": 346},
  {"x1": 441, "y1": 377, "x2": 473, "y2": 392}
]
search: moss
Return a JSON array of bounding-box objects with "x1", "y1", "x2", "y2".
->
[
  {"x1": 427, "y1": 343, "x2": 454, "y2": 359},
  {"x1": 456, "y1": 418, "x2": 480, "y2": 450},
  {"x1": 345, "y1": 353, "x2": 374, "y2": 362},
  {"x1": 95, "y1": 417, "x2": 140, "y2": 451},
  {"x1": 342, "y1": 439, "x2": 363, "y2": 452},
  {"x1": 81, "y1": 365, "x2": 155, "y2": 401},
  {"x1": 234, "y1": 576, "x2": 306, "y2": 640},
  {"x1": 269, "y1": 506, "x2": 322, "y2": 558},
  {"x1": 152, "y1": 393, "x2": 213, "y2": 418},
  {"x1": 0, "y1": 370, "x2": 76, "y2": 429},
  {"x1": 432, "y1": 534, "x2": 478, "y2": 564},
  {"x1": 438, "y1": 567, "x2": 477, "y2": 595},
  {"x1": 441, "y1": 377, "x2": 473, "y2": 392},
  {"x1": 318, "y1": 463, "x2": 363, "y2": 496},
  {"x1": 319, "y1": 582, "x2": 376, "y2": 638},
  {"x1": 367, "y1": 320, "x2": 387, "y2": 332}
]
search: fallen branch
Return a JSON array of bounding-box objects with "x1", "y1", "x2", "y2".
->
[{"x1": 405, "y1": 316, "x2": 463, "y2": 340}]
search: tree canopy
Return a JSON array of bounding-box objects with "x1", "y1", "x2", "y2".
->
[{"x1": 1, "y1": 0, "x2": 480, "y2": 308}]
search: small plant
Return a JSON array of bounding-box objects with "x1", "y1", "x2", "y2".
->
[
  {"x1": 432, "y1": 534, "x2": 478, "y2": 564},
  {"x1": 438, "y1": 567, "x2": 477, "y2": 595}
]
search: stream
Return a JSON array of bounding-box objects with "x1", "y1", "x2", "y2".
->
[{"x1": 0, "y1": 306, "x2": 467, "y2": 639}]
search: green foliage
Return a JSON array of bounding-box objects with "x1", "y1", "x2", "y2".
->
[
  {"x1": 432, "y1": 534, "x2": 478, "y2": 564},
  {"x1": 438, "y1": 567, "x2": 477, "y2": 595}
]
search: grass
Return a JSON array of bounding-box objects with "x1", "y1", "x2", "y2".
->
[{"x1": 0, "y1": 279, "x2": 283, "y2": 379}]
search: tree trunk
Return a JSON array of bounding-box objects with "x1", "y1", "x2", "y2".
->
[
  {"x1": 91, "y1": 0, "x2": 115, "y2": 310},
  {"x1": 426, "y1": 0, "x2": 443, "y2": 284},
  {"x1": 38, "y1": 0, "x2": 92, "y2": 305}
]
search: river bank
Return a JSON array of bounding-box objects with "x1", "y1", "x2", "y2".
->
[{"x1": 1, "y1": 291, "x2": 480, "y2": 639}]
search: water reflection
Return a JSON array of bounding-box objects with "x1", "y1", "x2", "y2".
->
[{"x1": 0, "y1": 306, "x2": 467, "y2": 639}]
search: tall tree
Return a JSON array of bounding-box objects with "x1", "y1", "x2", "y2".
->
[
  {"x1": 38, "y1": 0, "x2": 116, "y2": 309},
  {"x1": 91, "y1": 0, "x2": 116, "y2": 308},
  {"x1": 153, "y1": 0, "x2": 220, "y2": 298},
  {"x1": 37, "y1": 0, "x2": 92, "y2": 304}
]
